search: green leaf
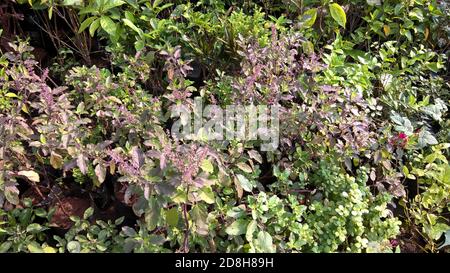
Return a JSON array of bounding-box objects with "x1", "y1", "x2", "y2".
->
[
  {"x1": 67, "y1": 241, "x2": 81, "y2": 253},
  {"x1": 198, "y1": 186, "x2": 215, "y2": 204},
  {"x1": 43, "y1": 246, "x2": 57, "y2": 253},
  {"x1": 145, "y1": 197, "x2": 161, "y2": 231},
  {"x1": 235, "y1": 174, "x2": 255, "y2": 192},
  {"x1": 78, "y1": 16, "x2": 97, "y2": 33},
  {"x1": 134, "y1": 39, "x2": 145, "y2": 51},
  {"x1": 83, "y1": 207, "x2": 94, "y2": 219},
  {"x1": 27, "y1": 242, "x2": 43, "y2": 253},
  {"x1": 26, "y1": 223, "x2": 44, "y2": 233},
  {"x1": 18, "y1": 170, "x2": 40, "y2": 183},
  {"x1": 225, "y1": 219, "x2": 249, "y2": 236},
  {"x1": 122, "y1": 18, "x2": 142, "y2": 36},
  {"x1": 302, "y1": 8, "x2": 317, "y2": 28},
  {"x1": 100, "y1": 16, "x2": 117, "y2": 36},
  {"x1": 246, "y1": 220, "x2": 257, "y2": 242},
  {"x1": 89, "y1": 18, "x2": 101, "y2": 36},
  {"x1": 0, "y1": 242, "x2": 12, "y2": 253},
  {"x1": 165, "y1": 207, "x2": 179, "y2": 227},
  {"x1": 103, "y1": 0, "x2": 125, "y2": 12},
  {"x1": 329, "y1": 3, "x2": 346, "y2": 28},
  {"x1": 200, "y1": 159, "x2": 214, "y2": 173},
  {"x1": 254, "y1": 230, "x2": 275, "y2": 253},
  {"x1": 418, "y1": 130, "x2": 438, "y2": 148}
]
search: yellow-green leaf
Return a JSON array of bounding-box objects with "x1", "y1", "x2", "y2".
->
[
  {"x1": 100, "y1": 16, "x2": 117, "y2": 36},
  {"x1": 199, "y1": 186, "x2": 215, "y2": 204},
  {"x1": 78, "y1": 16, "x2": 97, "y2": 33},
  {"x1": 18, "y1": 170, "x2": 40, "y2": 183},
  {"x1": 165, "y1": 208, "x2": 179, "y2": 227},
  {"x1": 201, "y1": 159, "x2": 214, "y2": 173},
  {"x1": 329, "y1": 3, "x2": 346, "y2": 28}
]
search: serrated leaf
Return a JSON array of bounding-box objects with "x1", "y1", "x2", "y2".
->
[
  {"x1": 247, "y1": 150, "x2": 262, "y2": 164},
  {"x1": 329, "y1": 3, "x2": 346, "y2": 28}
]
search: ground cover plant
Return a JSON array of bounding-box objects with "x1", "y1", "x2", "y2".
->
[{"x1": 0, "y1": 0, "x2": 449, "y2": 253}]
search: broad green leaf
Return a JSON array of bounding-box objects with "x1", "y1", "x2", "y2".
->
[
  {"x1": 122, "y1": 18, "x2": 142, "y2": 36},
  {"x1": 198, "y1": 186, "x2": 215, "y2": 204},
  {"x1": 145, "y1": 197, "x2": 161, "y2": 230},
  {"x1": 302, "y1": 8, "x2": 317, "y2": 28},
  {"x1": 100, "y1": 16, "x2": 117, "y2": 36},
  {"x1": 225, "y1": 219, "x2": 249, "y2": 236},
  {"x1": 165, "y1": 207, "x2": 179, "y2": 227},
  {"x1": 235, "y1": 174, "x2": 255, "y2": 192},
  {"x1": 254, "y1": 231, "x2": 275, "y2": 253},
  {"x1": 27, "y1": 243, "x2": 43, "y2": 253},
  {"x1": 43, "y1": 246, "x2": 57, "y2": 253},
  {"x1": 18, "y1": 170, "x2": 40, "y2": 183},
  {"x1": 78, "y1": 16, "x2": 97, "y2": 33},
  {"x1": 191, "y1": 204, "x2": 209, "y2": 236},
  {"x1": 329, "y1": 3, "x2": 346, "y2": 28},
  {"x1": 200, "y1": 159, "x2": 214, "y2": 173},
  {"x1": 26, "y1": 223, "x2": 43, "y2": 233},
  {"x1": 89, "y1": 18, "x2": 101, "y2": 36},
  {"x1": 0, "y1": 242, "x2": 12, "y2": 253},
  {"x1": 103, "y1": 0, "x2": 125, "y2": 12}
]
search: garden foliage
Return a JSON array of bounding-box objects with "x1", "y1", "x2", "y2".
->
[{"x1": 0, "y1": 0, "x2": 449, "y2": 253}]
